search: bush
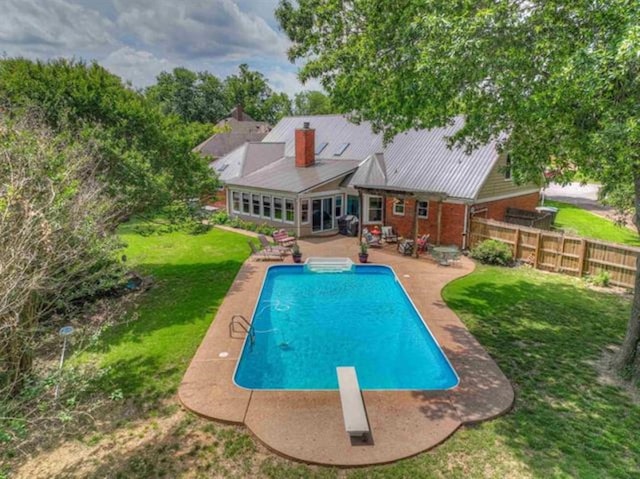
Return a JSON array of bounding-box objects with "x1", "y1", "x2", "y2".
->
[
  {"x1": 211, "y1": 211, "x2": 230, "y2": 225},
  {"x1": 588, "y1": 270, "x2": 611, "y2": 287},
  {"x1": 470, "y1": 239, "x2": 514, "y2": 266}
]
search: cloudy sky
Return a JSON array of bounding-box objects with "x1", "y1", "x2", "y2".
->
[{"x1": 0, "y1": 0, "x2": 316, "y2": 95}]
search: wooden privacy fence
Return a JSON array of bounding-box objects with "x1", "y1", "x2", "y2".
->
[{"x1": 470, "y1": 217, "x2": 640, "y2": 289}]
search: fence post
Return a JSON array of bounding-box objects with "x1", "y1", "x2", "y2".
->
[
  {"x1": 513, "y1": 227, "x2": 520, "y2": 259},
  {"x1": 577, "y1": 239, "x2": 587, "y2": 277},
  {"x1": 555, "y1": 236, "x2": 565, "y2": 272},
  {"x1": 533, "y1": 231, "x2": 541, "y2": 269}
]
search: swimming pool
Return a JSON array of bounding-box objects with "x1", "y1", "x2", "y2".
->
[{"x1": 234, "y1": 265, "x2": 459, "y2": 390}]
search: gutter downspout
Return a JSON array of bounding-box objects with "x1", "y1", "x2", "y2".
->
[{"x1": 462, "y1": 203, "x2": 470, "y2": 250}]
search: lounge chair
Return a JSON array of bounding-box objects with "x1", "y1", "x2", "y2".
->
[
  {"x1": 381, "y1": 226, "x2": 398, "y2": 243},
  {"x1": 257, "y1": 234, "x2": 290, "y2": 256},
  {"x1": 417, "y1": 234, "x2": 431, "y2": 253},
  {"x1": 272, "y1": 229, "x2": 296, "y2": 247},
  {"x1": 248, "y1": 241, "x2": 284, "y2": 261},
  {"x1": 362, "y1": 228, "x2": 382, "y2": 248}
]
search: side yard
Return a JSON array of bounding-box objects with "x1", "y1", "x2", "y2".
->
[{"x1": 9, "y1": 226, "x2": 640, "y2": 478}]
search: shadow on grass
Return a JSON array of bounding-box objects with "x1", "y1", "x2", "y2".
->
[{"x1": 444, "y1": 274, "x2": 639, "y2": 477}]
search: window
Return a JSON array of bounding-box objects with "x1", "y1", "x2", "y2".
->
[
  {"x1": 315, "y1": 142, "x2": 328, "y2": 155},
  {"x1": 393, "y1": 199, "x2": 405, "y2": 216},
  {"x1": 252, "y1": 194, "x2": 261, "y2": 216},
  {"x1": 273, "y1": 197, "x2": 283, "y2": 221},
  {"x1": 262, "y1": 195, "x2": 272, "y2": 219},
  {"x1": 217, "y1": 163, "x2": 228, "y2": 172},
  {"x1": 285, "y1": 199, "x2": 295, "y2": 223},
  {"x1": 300, "y1": 199, "x2": 309, "y2": 224},
  {"x1": 333, "y1": 142, "x2": 350, "y2": 156},
  {"x1": 505, "y1": 154, "x2": 512, "y2": 180},
  {"x1": 417, "y1": 201, "x2": 429, "y2": 218},
  {"x1": 231, "y1": 191, "x2": 240, "y2": 213},
  {"x1": 367, "y1": 196, "x2": 383, "y2": 222},
  {"x1": 335, "y1": 195, "x2": 343, "y2": 218},
  {"x1": 241, "y1": 192, "x2": 250, "y2": 214}
]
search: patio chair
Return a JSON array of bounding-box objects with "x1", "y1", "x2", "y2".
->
[
  {"x1": 272, "y1": 229, "x2": 296, "y2": 247},
  {"x1": 381, "y1": 226, "x2": 398, "y2": 243},
  {"x1": 248, "y1": 241, "x2": 284, "y2": 261},
  {"x1": 362, "y1": 228, "x2": 382, "y2": 248},
  {"x1": 416, "y1": 234, "x2": 431, "y2": 253},
  {"x1": 257, "y1": 234, "x2": 289, "y2": 256},
  {"x1": 397, "y1": 239, "x2": 414, "y2": 256}
]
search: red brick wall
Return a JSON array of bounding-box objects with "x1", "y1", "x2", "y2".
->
[
  {"x1": 295, "y1": 128, "x2": 315, "y2": 167},
  {"x1": 474, "y1": 191, "x2": 540, "y2": 220},
  {"x1": 204, "y1": 188, "x2": 227, "y2": 209},
  {"x1": 367, "y1": 191, "x2": 541, "y2": 248}
]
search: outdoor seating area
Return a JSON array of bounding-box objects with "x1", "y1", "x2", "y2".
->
[{"x1": 248, "y1": 240, "x2": 285, "y2": 261}]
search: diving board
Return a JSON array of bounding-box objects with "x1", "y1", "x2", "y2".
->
[{"x1": 336, "y1": 366, "x2": 370, "y2": 440}]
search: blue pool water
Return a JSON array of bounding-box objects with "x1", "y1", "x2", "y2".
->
[{"x1": 234, "y1": 265, "x2": 459, "y2": 390}]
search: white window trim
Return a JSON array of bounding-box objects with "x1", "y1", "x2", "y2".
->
[
  {"x1": 284, "y1": 198, "x2": 295, "y2": 224},
  {"x1": 251, "y1": 193, "x2": 262, "y2": 217},
  {"x1": 365, "y1": 195, "x2": 383, "y2": 224},
  {"x1": 261, "y1": 195, "x2": 272, "y2": 220},
  {"x1": 300, "y1": 199, "x2": 310, "y2": 224},
  {"x1": 393, "y1": 199, "x2": 405, "y2": 216},
  {"x1": 334, "y1": 194, "x2": 344, "y2": 219},
  {"x1": 241, "y1": 192, "x2": 251, "y2": 215},
  {"x1": 417, "y1": 200, "x2": 429, "y2": 219},
  {"x1": 231, "y1": 191, "x2": 241, "y2": 213},
  {"x1": 273, "y1": 197, "x2": 284, "y2": 222}
]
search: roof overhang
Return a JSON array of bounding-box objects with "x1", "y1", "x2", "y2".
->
[{"x1": 354, "y1": 184, "x2": 449, "y2": 201}]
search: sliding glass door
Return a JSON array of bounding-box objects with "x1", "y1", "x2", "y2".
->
[{"x1": 312, "y1": 197, "x2": 335, "y2": 232}]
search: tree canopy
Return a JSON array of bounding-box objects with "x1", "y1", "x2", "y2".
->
[
  {"x1": 276, "y1": 1, "x2": 640, "y2": 378},
  {"x1": 0, "y1": 58, "x2": 216, "y2": 214},
  {"x1": 293, "y1": 90, "x2": 334, "y2": 115}
]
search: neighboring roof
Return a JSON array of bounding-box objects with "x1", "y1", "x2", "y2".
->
[
  {"x1": 194, "y1": 117, "x2": 272, "y2": 158},
  {"x1": 227, "y1": 157, "x2": 361, "y2": 194},
  {"x1": 210, "y1": 142, "x2": 285, "y2": 182},
  {"x1": 250, "y1": 115, "x2": 501, "y2": 200}
]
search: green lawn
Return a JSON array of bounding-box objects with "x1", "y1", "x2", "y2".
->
[
  {"x1": 70, "y1": 226, "x2": 639, "y2": 477},
  {"x1": 545, "y1": 200, "x2": 640, "y2": 246},
  {"x1": 79, "y1": 222, "x2": 250, "y2": 401}
]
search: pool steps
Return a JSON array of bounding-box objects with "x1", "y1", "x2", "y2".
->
[{"x1": 304, "y1": 257, "x2": 354, "y2": 273}]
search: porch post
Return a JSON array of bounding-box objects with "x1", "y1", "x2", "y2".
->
[
  {"x1": 412, "y1": 197, "x2": 419, "y2": 258},
  {"x1": 436, "y1": 200, "x2": 443, "y2": 245},
  {"x1": 382, "y1": 193, "x2": 386, "y2": 226},
  {"x1": 358, "y1": 189, "x2": 364, "y2": 243}
]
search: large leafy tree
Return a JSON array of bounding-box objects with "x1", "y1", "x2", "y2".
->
[
  {"x1": 0, "y1": 58, "x2": 216, "y2": 215},
  {"x1": 146, "y1": 67, "x2": 228, "y2": 124},
  {"x1": 224, "y1": 63, "x2": 292, "y2": 122},
  {"x1": 276, "y1": 1, "x2": 640, "y2": 379},
  {"x1": 294, "y1": 90, "x2": 334, "y2": 115}
]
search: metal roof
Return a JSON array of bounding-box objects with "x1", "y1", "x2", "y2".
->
[
  {"x1": 210, "y1": 142, "x2": 284, "y2": 182},
  {"x1": 220, "y1": 115, "x2": 501, "y2": 200},
  {"x1": 227, "y1": 157, "x2": 360, "y2": 193},
  {"x1": 194, "y1": 117, "x2": 271, "y2": 158}
]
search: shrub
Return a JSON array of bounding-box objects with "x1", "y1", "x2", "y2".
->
[
  {"x1": 470, "y1": 239, "x2": 514, "y2": 266},
  {"x1": 211, "y1": 211, "x2": 230, "y2": 225},
  {"x1": 589, "y1": 270, "x2": 611, "y2": 287}
]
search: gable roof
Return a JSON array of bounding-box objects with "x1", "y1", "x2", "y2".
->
[
  {"x1": 194, "y1": 117, "x2": 272, "y2": 159},
  {"x1": 219, "y1": 115, "x2": 502, "y2": 200},
  {"x1": 210, "y1": 142, "x2": 285, "y2": 182}
]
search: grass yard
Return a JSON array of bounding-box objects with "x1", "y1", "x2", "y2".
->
[
  {"x1": 545, "y1": 200, "x2": 640, "y2": 246},
  {"x1": 79, "y1": 222, "x2": 251, "y2": 401},
  {"x1": 14, "y1": 226, "x2": 640, "y2": 478}
]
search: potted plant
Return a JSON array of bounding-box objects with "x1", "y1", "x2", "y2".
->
[
  {"x1": 291, "y1": 243, "x2": 303, "y2": 263},
  {"x1": 358, "y1": 242, "x2": 369, "y2": 263}
]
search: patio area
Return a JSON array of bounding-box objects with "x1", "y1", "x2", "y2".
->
[{"x1": 178, "y1": 232, "x2": 514, "y2": 466}]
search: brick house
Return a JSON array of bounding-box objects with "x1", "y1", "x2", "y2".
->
[{"x1": 210, "y1": 115, "x2": 540, "y2": 248}]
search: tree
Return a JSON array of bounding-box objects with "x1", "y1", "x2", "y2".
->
[
  {"x1": 146, "y1": 67, "x2": 228, "y2": 123},
  {"x1": 0, "y1": 58, "x2": 217, "y2": 215},
  {"x1": 224, "y1": 64, "x2": 291, "y2": 122},
  {"x1": 276, "y1": 1, "x2": 640, "y2": 379},
  {"x1": 294, "y1": 90, "x2": 334, "y2": 115},
  {"x1": 0, "y1": 116, "x2": 124, "y2": 395}
]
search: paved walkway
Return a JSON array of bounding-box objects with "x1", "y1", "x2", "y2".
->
[{"x1": 179, "y1": 235, "x2": 514, "y2": 466}]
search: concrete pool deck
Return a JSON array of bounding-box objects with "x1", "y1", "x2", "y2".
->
[{"x1": 179, "y1": 234, "x2": 514, "y2": 466}]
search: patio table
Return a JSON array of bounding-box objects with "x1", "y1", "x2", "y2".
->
[{"x1": 431, "y1": 245, "x2": 460, "y2": 266}]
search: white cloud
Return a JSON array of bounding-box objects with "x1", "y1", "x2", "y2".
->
[
  {"x1": 101, "y1": 47, "x2": 176, "y2": 87},
  {"x1": 114, "y1": 0, "x2": 290, "y2": 60},
  {"x1": 0, "y1": 0, "x2": 115, "y2": 52},
  {"x1": 266, "y1": 66, "x2": 323, "y2": 96}
]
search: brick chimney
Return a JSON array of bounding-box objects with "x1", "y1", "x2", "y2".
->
[
  {"x1": 232, "y1": 104, "x2": 244, "y2": 121},
  {"x1": 295, "y1": 122, "x2": 315, "y2": 168}
]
